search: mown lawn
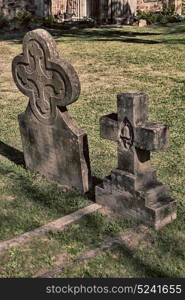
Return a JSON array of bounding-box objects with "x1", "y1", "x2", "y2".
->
[{"x1": 0, "y1": 22, "x2": 185, "y2": 277}]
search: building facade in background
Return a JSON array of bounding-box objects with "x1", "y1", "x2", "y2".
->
[
  {"x1": 51, "y1": 0, "x2": 182, "y2": 21},
  {"x1": 0, "y1": 0, "x2": 183, "y2": 23},
  {"x1": 0, "y1": 0, "x2": 51, "y2": 19}
]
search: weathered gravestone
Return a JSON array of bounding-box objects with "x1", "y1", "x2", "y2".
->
[
  {"x1": 96, "y1": 93, "x2": 176, "y2": 230},
  {"x1": 12, "y1": 29, "x2": 91, "y2": 193}
]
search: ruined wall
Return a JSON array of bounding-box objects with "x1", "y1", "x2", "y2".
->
[
  {"x1": 98, "y1": 0, "x2": 137, "y2": 24},
  {"x1": 0, "y1": 0, "x2": 34, "y2": 19},
  {"x1": 51, "y1": 0, "x2": 67, "y2": 16},
  {"x1": 51, "y1": 0, "x2": 86, "y2": 18},
  {"x1": 0, "y1": 0, "x2": 182, "y2": 22},
  {"x1": 137, "y1": 0, "x2": 163, "y2": 12},
  {"x1": 169, "y1": 0, "x2": 182, "y2": 14},
  {"x1": 0, "y1": 0, "x2": 50, "y2": 19},
  {"x1": 52, "y1": 0, "x2": 138, "y2": 23},
  {"x1": 35, "y1": 0, "x2": 51, "y2": 17},
  {"x1": 137, "y1": 0, "x2": 182, "y2": 14}
]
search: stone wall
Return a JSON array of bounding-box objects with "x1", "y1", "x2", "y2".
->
[
  {"x1": 169, "y1": 0, "x2": 182, "y2": 14},
  {"x1": 0, "y1": 0, "x2": 182, "y2": 22},
  {"x1": 137, "y1": 0, "x2": 182, "y2": 14},
  {"x1": 50, "y1": 0, "x2": 87, "y2": 18},
  {"x1": 137, "y1": 0, "x2": 163, "y2": 13},
  {"x1": 51, "y1": 0, "x2": 67, "y2": 16},
  {"x1": 0, "y1": 0, "x2": 35, "y2": 19},
  {"x1": 35, "y1": 0, "x2": 51, "y2": 17},
  {"x1": 97, "y1": 0, "x2": 137, "y2": 24},
  {"x1": 51, "y1": 0, "x2": 78, "y2": 16},
  {"x1": 0, "y1": 0, "x2": 50, "y2": 19}
]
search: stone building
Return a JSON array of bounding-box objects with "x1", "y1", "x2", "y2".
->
[
  {"x1": 0, "y1": 0, "x2": 182, "y2": 23},
  {"x1": 51, "y1": 0, "x2": 182, "y2": 21},
  {"x1": 137, "y1": 0, "x2": 182, "y2": 15},
  {"x1": 0, "y1": 0, "x2": 51, "y2": 19},
  {"x1": 51, "y1": 0, "x2": 136, "y2": 23}
]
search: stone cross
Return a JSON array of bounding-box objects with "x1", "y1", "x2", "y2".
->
[
  {"x1": 96, "y1": 93, "x2": 176, "y2": 230},
  {"x1": 12, "y1": 29, "x2": 91, "y2": 193},
  {"x1": 100, "y1": 92, "x2": 168, "y2": 189}
]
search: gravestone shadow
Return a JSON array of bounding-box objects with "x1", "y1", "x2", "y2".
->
[
  {"x1": 0, "y1": 141, "x2": 25, "y2": 167},
  {"x1": 111, "y1": 244, "x2": 171, "y2": 277},
  {"x1": 1, "y1": 26, "x2": 185, "y2": 45},
  {"x1": 0, "y1": 140, "x2": 100, "y2": 202},
  {"x1": 86, "y1": 176, "x2": 103, "y2": 202}
]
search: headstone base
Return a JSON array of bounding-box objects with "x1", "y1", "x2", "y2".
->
[{"x1": 96, "y1": 169, "x2": 176, "y2": 230}]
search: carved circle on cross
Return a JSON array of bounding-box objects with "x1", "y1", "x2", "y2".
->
[{"x1": 12, "y1": 29, "x2": 81, "y2": 125}]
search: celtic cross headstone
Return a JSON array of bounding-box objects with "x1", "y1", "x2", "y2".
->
[
  {"x1": 96, "y1": 93, "x2": 176, "y2": 229},
  {"x1": 12, "y1": 29, "x2": 91, "y2": 193}
]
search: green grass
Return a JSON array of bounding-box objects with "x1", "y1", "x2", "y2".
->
[
  {"x1": 0, "y1": 22, "x2": 185, "y2": 277},
  {"x1": 0, "y1": 159, "x2": 91, "y2": 240},
  {"x1": 0, "y1": 212, "x2": 131, "y2": 277}
]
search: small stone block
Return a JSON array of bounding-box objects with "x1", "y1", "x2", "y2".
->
[{"x1": 139, "y1": 19, "x2": 147, "y2": 27}]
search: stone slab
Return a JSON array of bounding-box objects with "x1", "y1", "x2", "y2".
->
[{"x1": 0, "y1": 204, "x2": 101, "y2": 254}]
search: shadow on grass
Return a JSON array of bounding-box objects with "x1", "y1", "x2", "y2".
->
[
  {"x1": 1, "y1": 25, "x2": 185, "y2": 45},
  {"x1": 70, "y1": 213, "x2": 184, "y2": 277},
  {"x1": 66, "y1": 202, "x2": 185, "y2": 277},
  {"x1": 46, "y1": 25, "x2": 185, "y2": 45},
  {"x1": 0, "y1": 161, "x2": 92, "y2": 240},
  {"x1": 0, "y1": 26, "x2": 162, "y2": 44},
  {"x1": 50, "y1": 211, "x2": 184, "y2": 277},
  {"x1": 111, "y1": 245, "x2": 175, "y2": 277},
  {"x1": 0, "y1": 141, "x2": 25, "y2": 167},
  {"x1": 0, "y1": 31, "x2": 25, "y2": 43},
  {"x1": 0, "y1": 141, "x2": 100, "y2": 207},
  {"x1": 52, "y1": 28, "x2": 162, "y2": 44},
  {"x1": 160, "y1": 22, "x2": 185, "y2": 34}
]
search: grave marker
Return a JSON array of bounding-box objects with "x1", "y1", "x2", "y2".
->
[
  {"x1": 12, "y1": 29, "x2": 91, "y2": 193},
  {"x1": 96, "y1": 93, "x2": 176, "y2": 230}
]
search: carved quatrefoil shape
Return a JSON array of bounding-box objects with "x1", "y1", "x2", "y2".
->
[{"x1": 12, "y1": 29, "x2": 80, "y2": 124}]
